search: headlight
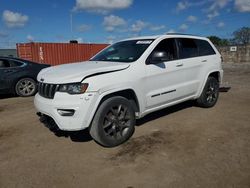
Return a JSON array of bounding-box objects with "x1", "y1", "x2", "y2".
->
[{"x1": 59, "y1": 83, "x2": 88, "y2": 94}]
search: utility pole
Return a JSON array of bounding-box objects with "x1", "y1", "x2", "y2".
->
[{"x1": 70, "y1": 13, "x2": 73, "y2": 39}]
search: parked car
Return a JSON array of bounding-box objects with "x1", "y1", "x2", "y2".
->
[
  {"x1": 0, "y1": 57, "x2": 50, "y2": 97},
  {"x1": 34, "y1": 34, "x2": 223, "y2": 147}
]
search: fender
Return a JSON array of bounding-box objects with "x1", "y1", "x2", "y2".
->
[
  {"x1": 84, "y1": 86, "x2": 141, "y2": 128},
  {"x1": 197, "y1": 69, "x2": 223, "y2": 98}
]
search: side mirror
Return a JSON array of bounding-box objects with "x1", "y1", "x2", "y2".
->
[{"x1": 146, "y1": 51, "x2": 168, "y2": 64}]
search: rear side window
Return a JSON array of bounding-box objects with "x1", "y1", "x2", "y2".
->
[
  {"x1": 177, "y1": 38, "x2": 198, "y2": 59},
  {"x1": 9, "y1": 60, "x2": 24, "y2": 67},
  {"x1": 195, "y1": 39, "x2": 216, "y2": 56}
]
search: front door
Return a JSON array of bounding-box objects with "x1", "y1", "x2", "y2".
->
[
  {"x1": 144, "y1": 38, "x2": 188, "y2": 109},
  {"x1": 0, "y1": 58, "x2": 19, "y2": 92},
  {"x1": 0, "y1": 59, "x2": 12, "y2": 91}
]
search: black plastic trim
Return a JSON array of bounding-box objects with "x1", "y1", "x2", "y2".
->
[
  {"x1": 151, "y1": 94, "x2": 161, "y2": 98},
  {"x1": 151, "y1": 89, "x2": 176, "y2": 98},
  {"x1": 161, "y1": 89, "x2": 176, "y2": 95}
]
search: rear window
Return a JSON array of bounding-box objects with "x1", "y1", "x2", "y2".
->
[
  {"x1": 9, "y1": 60, "x2": 24, "y2": 67},
  {"x1": 177, "y1": 38, "x2": 198, "y2": 59},
  {"x1": 195, "y1": 39, "x2": 216, "y2": 56}
]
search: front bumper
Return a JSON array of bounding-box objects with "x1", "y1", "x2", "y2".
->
[{"x1": 34, "y1": 91, "x2": 98, "y2": 131}]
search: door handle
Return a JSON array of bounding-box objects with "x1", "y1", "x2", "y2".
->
[
  {"x1": 4, "y1": 70, "x2": 14, "y2": 73},
  {"x1": 202, "y1": 60, "x2": 207, "y2": 62}
]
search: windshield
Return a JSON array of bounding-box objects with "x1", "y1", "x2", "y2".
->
[{"x1": 90, "y1": 39, "x2": 154, "y2": 63}]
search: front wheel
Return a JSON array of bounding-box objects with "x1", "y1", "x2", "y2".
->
[
  {"x1": 196, "y1": 77, "x2": 219, "y2": 108},
  {"x1": 90, "y1": 96, "x2": 135, "y2": 147},
  {"x1": 15, "y1": 78, "x2": 37, "y2": 97}
]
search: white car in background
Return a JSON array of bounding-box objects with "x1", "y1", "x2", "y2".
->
[{"x1": 34, "y1": 34, "x2": 223, "y2": 147}]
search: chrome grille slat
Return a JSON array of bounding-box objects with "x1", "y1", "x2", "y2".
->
[
  {"x1": 55, "y1": 84, "x2": 60, "y2": 92},
  {"x1": 44, "y1": 84, "x2": 49, "y2": 97},
  {"x1": 48, "y1": 84, "x2": 53, "y2": 98},
  {"x1": 42, "y1": 83, "x2": 45, "y2": 96},
  {"x1": 38, "y1": 83, "x2": 41, "y2": 93},
  {"x1": 38, "y1": 82, "x2": 59, "y2": 99}
]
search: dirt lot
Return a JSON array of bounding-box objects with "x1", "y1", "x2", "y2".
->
[{"x1": 0, "y1": 63, "x2": 250, "y2": 188}]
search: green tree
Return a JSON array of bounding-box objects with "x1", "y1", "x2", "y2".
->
[
  {"x1": 207, "y1": 36, "x2": 229, "y2": 46},
  {"x1": 232, "y1": 27, "x2": 250, "y2": 45}
]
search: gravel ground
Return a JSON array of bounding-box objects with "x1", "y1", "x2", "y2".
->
[{"x1": 0, "y1": 63, "x2": 250, "y2": 188}]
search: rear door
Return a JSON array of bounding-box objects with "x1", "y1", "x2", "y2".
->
[{"x1": 175, "y1": 38, "x2": 205, "y2": 97}]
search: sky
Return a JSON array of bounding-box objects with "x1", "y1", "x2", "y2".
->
[{"x1": 0, "y1": 0, "x2": 249, "y2": 48}]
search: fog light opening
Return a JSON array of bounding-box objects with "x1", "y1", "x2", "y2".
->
[{"x1": 57, "y1": 109, "x2": 75, "y2": 116}]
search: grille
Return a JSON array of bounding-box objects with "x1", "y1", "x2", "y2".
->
[{"x1": 38, "y1": 82, "x2": 60, "y2": 99}]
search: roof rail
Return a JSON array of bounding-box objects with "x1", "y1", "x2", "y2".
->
[{"x1": 165, "y1": 33, "x2": 201, "y2": 37}]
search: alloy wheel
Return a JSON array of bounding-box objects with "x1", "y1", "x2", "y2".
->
[
  {"x1": 17, "y1": 79, "x2": 36, "y2": 96},
  {"x1": 103, "y1": 104, "x2": 131, "y2": 140},
  {"x1": 206, "y1": 81, "x2": 218, "y2": 103}
]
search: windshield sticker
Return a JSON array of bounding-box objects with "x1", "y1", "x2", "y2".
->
[
  {"x1": 109, "y1": 57, "x2": 120, "y2": 60},
  {"x1": 136, "y1": 40, "x2": 153, "y2": 44}
]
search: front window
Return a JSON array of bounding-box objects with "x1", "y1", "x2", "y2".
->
[
  {"x1": 90, "y1": 39, "x2": 154, "y2": 63},
  {"x1": 0, "y1": 59, "x2": 10, "y2": 68}
]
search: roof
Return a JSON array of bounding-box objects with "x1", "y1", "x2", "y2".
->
[
  {"x1": 0, "y1": 56, "x2": 36, "y2": 64},
  {"x1": 122, "y1": 35, "x2": 162, "y2": 41},
  {"x1": 121, "y1": 33, "x2": 207, "y2": 42}
]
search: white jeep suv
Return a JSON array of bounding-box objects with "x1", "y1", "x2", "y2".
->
[{"x1": 34, "y1": 34, "x2": 223, "y2": 147}]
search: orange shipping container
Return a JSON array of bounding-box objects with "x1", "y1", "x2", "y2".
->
[{"x1": 16, "y1": 42, "x2": 109, "y2": 66}]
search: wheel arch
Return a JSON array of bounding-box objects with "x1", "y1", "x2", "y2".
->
[
  {"x1": 208, "y1": 71, "x2": 221, "y2": 83},
  {"x1": 13, "y1": 76, "x2": 37, "y2": 95},
  {"x1": 87, "y1": 88, "x2": 140, "y2": 131},
  {"x1": 197, "y1": 70, "x2": 222, "y2": 98},
  {"x1": 98, "y1": 89, "x2": 140, "y2": 113}
]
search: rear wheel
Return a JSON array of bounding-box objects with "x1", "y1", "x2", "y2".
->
[
  {"x1": 196, "y1": 77, "x2": 219, "y2": 108},
  {"x1": 90, "y1": 96, "x2": 135, "y2": 147},
  {"x1": 15, "y1": 78, "x2": 37, "y2": 97}
]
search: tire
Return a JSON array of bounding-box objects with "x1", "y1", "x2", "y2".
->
[
  {"x1": 15, "y1": 78, "x2": 37, "y2": 97},
  {"x1": 196, "y1": 77, "x2": 219, "y2": 108},
  {"x1": 90, "y1": 96, "x2": 135, "y2": 147}
]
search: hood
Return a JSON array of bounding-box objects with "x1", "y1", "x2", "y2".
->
[{"x1": 37, "y1": 61, "x2": 130, "y2": 84}]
